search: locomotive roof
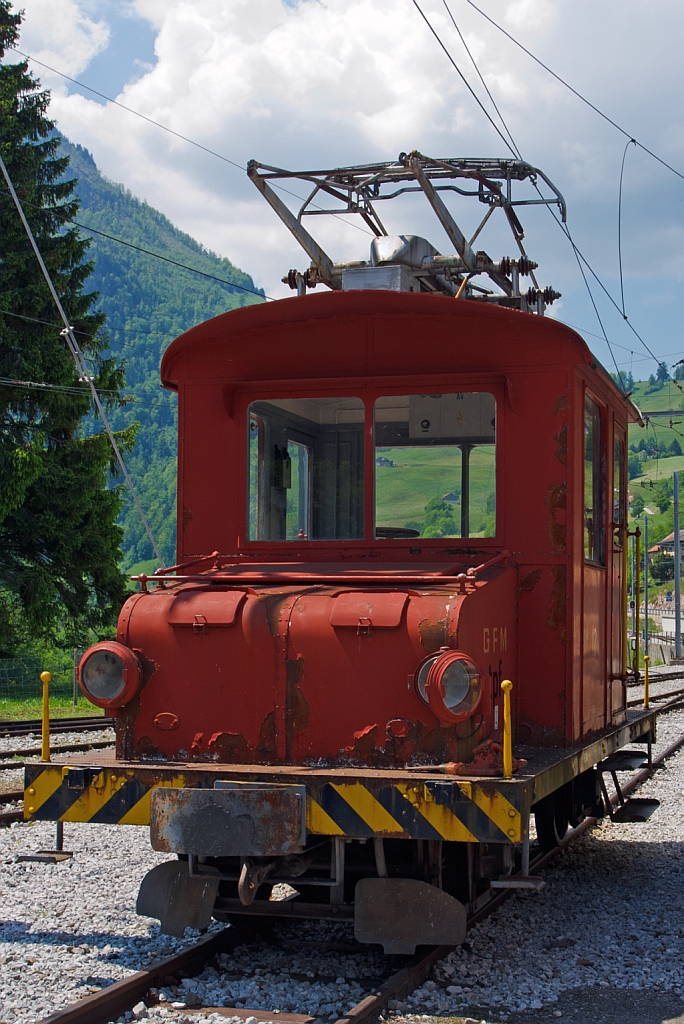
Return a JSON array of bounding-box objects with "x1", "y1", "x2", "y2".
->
[{"x1": 160, "y1": 291, "x2": 642, "y2": 422}]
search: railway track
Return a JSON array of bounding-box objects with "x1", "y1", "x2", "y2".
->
[
  {"x1": 34, "y1": 718, "x2": 684, "y2": 1024},
  {"x1": 0, "y1": 715, "x2": 113, "y2": 738},
  {"x1": 0, "y1": 738, "x2": 115, "y2": 775}
]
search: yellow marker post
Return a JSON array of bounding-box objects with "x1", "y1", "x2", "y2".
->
[
  {"x1": 501, "y1": 679, "x2": 513, "y2": 780},
  {"x1": 622, "y1": 524, "x2": 629, "y2": 677},
  {"x1": 643, "y1": 654, "x2": 650, "y2": 709},
  {"x1": 634, "y1": 527, "x2": 641, "y2": 677},
  {"x1": 40, "y1": 671, "x2": 51, "y2": 762}
]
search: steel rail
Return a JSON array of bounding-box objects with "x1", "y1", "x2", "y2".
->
[
  {"x1": 0, "y1": 739, "x2": 113, "y2": 762},
  {"x1": 0, "y1": 716, "x2": 112, "y2": 737},
  {"x1": 33, "y1": 723, "x2": 684, "y2": 1024},
  {"x1": 626, "y1": 685, "x2": 684, "y2": 708}
]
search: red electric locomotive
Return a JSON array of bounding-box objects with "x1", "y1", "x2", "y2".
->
[{"x1": 26, "y1": 155, "x2": 656, "y2": 952}]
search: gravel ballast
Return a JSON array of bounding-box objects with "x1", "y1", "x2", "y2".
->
[{"x1": 1, "y1": 711, "x2": 683, "y2": 1023}]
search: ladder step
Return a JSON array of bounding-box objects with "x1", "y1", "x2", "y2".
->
[
  {"x1": 611, "y1": 798, "x2": 660, "y2": 823},
  {"x1": 600, "y1": 751, "x2": 648, "y2": 772}
]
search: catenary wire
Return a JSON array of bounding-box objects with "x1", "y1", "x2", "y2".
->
[
  {"x1": 441, "y1": 0, "x2": 522, "y2": 160},
  {"x1": 0, "y1": 376, "x2": 175, "y2": 407},
  {"x1": 0, "y1": 306, "x2": 180, "y2": 340},
  {"x1": 0, "y1": 186, "x2": 272, "y2": 301},
  {"x1": 5, "y1": 26, "x2": 672, "y2": 386},
  {"x1": 443, "y1": 0, "x2": 676, "y2": 391},
  {"x1": 462, "y1": 0, "x2": 684, "y2": 183},
  {"x1": 5, "y1": 46, "x2": 374, "y2": 239},
  {"x1": 618, "y1": 138, "x2": 637, "y2": 318},
  {"x1": 411, "y1": 0, "x2": 518, "y2": 158},
  {"x1": 431, "y1": 0, "x2": 626, "y2": 389}
]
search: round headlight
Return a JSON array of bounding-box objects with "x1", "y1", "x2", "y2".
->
[
  {"x1": 78, "y1": 642, "x2": 142, "y2": 708},
  {"x1": 420, "y1": 650, "x2": 482, "y2": 724}
]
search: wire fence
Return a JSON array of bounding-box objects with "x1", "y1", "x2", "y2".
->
[{"x1": 0, "y1": 654, "x2": 78, "y2": 701}]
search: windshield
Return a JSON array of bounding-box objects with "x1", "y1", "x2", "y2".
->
[
  {"x1": 374, "y1": 393, "x2": 496, "y2": 539},
  {"x1": 248, "y1": 397, "x2": 364, "y2": 541}
]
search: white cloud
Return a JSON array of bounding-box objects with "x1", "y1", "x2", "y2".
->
[
  {"x1": 16, "y1": 0, "x2": 110, "y2": 81},
  {"x1": 9, "y1": 0, "x2": 684, "y2": 369}
]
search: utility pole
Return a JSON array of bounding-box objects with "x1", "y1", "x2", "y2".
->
[
  {"x1": 675, "y1": 471, "x2": 681, "y2": 659},
  {"x1": 644, "y1": 513, "x2": 649, "y2": 658}
]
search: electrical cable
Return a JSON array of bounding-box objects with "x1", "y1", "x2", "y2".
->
[
  {"x1": 441, "y1": 0, "x2": 522, "y2": 160},
  {"x1": 0, "y1": 151, "x2": 166, "y2": 567},
  {"x1": 433, "y1": 0, "x2": 626, "y2": 389},
  {"x1": 0, "y1": 376, "x2": 175, "y2": 407},
  {"x1": 618, "y1": 138, "x2": 637, "y2": 318},
  {"x1": 0, "y1": 305, "x2": 179, "y2": 340},
  {"x1": 5, "y1": 45, "x2": 374, "y2": 238},
  {"x1": 0, "y1": 186, "x2": 271, "y2": 301},
  {"x1": 462, "y1": 0, "x2": 684, "y2": 183},
  {"x1": 411, "y1": 0, "x2": 518, "y2": 158}
]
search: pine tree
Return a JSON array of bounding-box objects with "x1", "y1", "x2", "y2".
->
[{"x1": 0, "y1": 2, "x2": 132, "y2": 654}]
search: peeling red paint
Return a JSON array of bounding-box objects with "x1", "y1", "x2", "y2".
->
[
  {"x1": 285, "y1": 657, "x2": 309, "y2": 739},
  {"x1": 519, "y1": 568, "x2": 543, "y2": 593},
  {"x1": 347, "y1": 724, "x2": 378, "y2": 757},
  {"x1": 554, "y1": 423, "x2": 567, "y2": 465},
  {"x1": 548, "y1": 564, "x2": 567, "y2": 642},
  {"x1": 190, "y1": 732, "x2": 204, "y2": 755},
  {"x1": 257, "y1": 711, "x2": 276, "y2": 755},
  {"x1": 208, "y1": 731, "x2": 248, "y2": 757},
  {"x1": 386, "y1": 718, "x2": 412, "y2": 739},
  {"x1": 545, "y1": 482, "x2": 567, "y2": 551},
  {"x1": 418, "y1": 617, "x2": 449, "y2": 652}
]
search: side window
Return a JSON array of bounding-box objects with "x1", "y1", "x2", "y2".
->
[
  {"x1": 374, "y1": 393, "x2": 496, "y2": 539},
  {"x1": 584, "y1": 396, "x2": 606, "y2": 564},
  {"x1": 248, "y1": 398, "x2": 364, "y2": 541}
]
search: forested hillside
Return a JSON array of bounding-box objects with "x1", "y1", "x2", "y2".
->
[{"x1": 60, "y1": 136, "x2": 263, "y2": 570}]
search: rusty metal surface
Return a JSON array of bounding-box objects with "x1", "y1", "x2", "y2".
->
[
  {"x1": 150, "y1": 784, "x2": 306, "y2": 856},
  {"x1": 37, "y1": 928, "x2": 238, "y2": 1024},
  {"x1": 354, "y1": 878, "x2": 466, "y2": 953},
  {"x1": 137, "y1": 860, "x2": 219, "y2": 936}
]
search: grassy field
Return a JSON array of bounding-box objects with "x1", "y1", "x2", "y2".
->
[
  {"x1": 629, "y1": 379, "x2": 684, "y2": 413},
  {"x1": 0, "y1": 697, "x2": 105, "y2": 722},
  {"x1": 375, "y1": 445, "x2": 495, "y2": 535}
]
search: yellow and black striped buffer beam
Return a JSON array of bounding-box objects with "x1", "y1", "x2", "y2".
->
[{"x1": 24, "y1": 765, "x2": 525, "y2": 843}]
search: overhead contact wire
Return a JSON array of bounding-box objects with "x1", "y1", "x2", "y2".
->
[
  {"x1": 5, "y1": 46, "x2": 374, "y2": 238},
  {"x1": 411, "y1": 0, "x2": 518, "y2": 158},
  {"x1": 432, "y1": 0, "x2": 625, "y2": 388},
  {"x1": 0, "y1": 186, "x2": 272, "y2": 301},
  {"x1": 618, "y1": 138, "x2": 637, "y2": 319},
  {"x1": 463, "y1": 0, "x2": 684, "y2": 183},
  {"x1": 441, "y1": 0, "x2": 522, "y2": 160}
]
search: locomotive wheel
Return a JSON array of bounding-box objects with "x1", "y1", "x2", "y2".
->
[{"x1": 534, "y1": 787, "x2": 570, "y2": 849}]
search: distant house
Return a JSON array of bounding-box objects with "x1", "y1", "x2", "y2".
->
[
  {"x1": 443, "y1": 492, "x2": 459, "y2": 503},
  {"x1": 650, "y1": 529, "x2": 684, "y2": 561},
  {"x1": 376, "y1": 456, "x2": 395, "y2": 468}
]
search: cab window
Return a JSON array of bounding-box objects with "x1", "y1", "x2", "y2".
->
[
  {"x1": 248, "y1": 397, "x2": 364, "y2": 540},
  {"x1": 584, "y1": 396, "x2": 606, "y2": 564},
  {"x1": 374, "y1": 393, "x2": 496, "y2": 539}
]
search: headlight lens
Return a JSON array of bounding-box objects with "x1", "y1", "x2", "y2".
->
[
  {"x1": 78, "y1": 642, "x2": 142, "y2": 708},
  {"x1": 416, "y1": 649, "x2": 482, "y2": 724}
]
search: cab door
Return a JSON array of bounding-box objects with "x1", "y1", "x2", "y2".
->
[{"x1": 610, "y1": 428, "x2": 627, "y2": 723}]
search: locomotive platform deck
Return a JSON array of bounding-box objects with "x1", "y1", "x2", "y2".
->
[{"x1": 22, "y1": 708, "x2": 657, "y2": 845}]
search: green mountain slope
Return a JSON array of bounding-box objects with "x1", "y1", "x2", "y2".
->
[{"x1": 60, "y1": 136, "x2": 263, "y2": 569}]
